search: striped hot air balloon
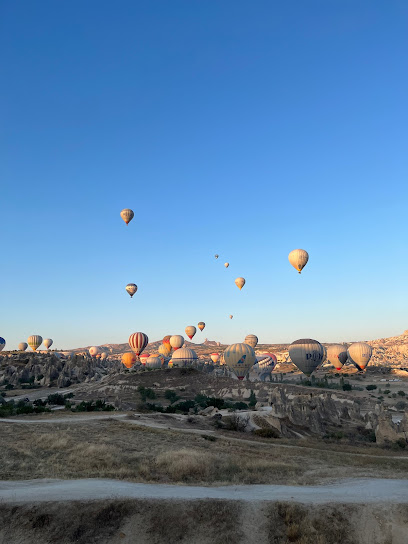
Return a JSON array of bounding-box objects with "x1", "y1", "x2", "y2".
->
[
  {"x1": 129, "y1": 332, "x2": 149, "y2": 356},
  {"x1": 244, "y1": 334, "x2": 258, "y2": 349},
  {"x1": 28, "y1": 335, "x2": 42, "y2": 351}
]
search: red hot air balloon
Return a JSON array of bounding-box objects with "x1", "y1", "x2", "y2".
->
[{"x1": 129, "y1": 332, "x2": 149, "y2": 356}]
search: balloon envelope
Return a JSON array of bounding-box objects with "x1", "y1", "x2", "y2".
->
[
  {"x1": 129, "y1": 332, "x2": 149, "y2": 356},
  {"x1": 120, "y1": 208, "x2": 134, "y2": 225},
  {"x1": 347, "y1": 342, "x2": 373, "y2": 371},
  {"x1": 44, "y1": 338, "x2": 53, "y2": 350},
  {"x1": 170, "y1": 335, "x2": 184, "y2": 350},
  {"x1": 229, "y1": 315, "x2": 233, "y2": 319},
  {"x1": 214, "y1": 254, "x2": 219, "y2": 259},
  {"x1": 210, "y1": 353, "x2": 220, "y2": 364},
  {"x1": 223, "y1": 343, "x2": 256, "y2": 380},
  {"x1": 89, "y1": 346, "x2": 100, "y2": 357},
  {"x1": 139, "y1": 353, "x2": 150, "y2": 366},
  {"x1": 289, "y1": 339, "x2": 324, "y2": 376},
  {"x1": 158, "y1": 344, "x2": 171, "y2": 357},
  {"x1": 126, "y1": 284, "x2": 138, "y2": 297},
  {"x1": 197, "y1": 322, "x2": 205, "y2": 331},
  {"x1": 327, "y1": 344, "x2": 348, "y2": 370},
  {"x1": 235, "y1": 277, "x2": 245, "y2": 290},
  {"x1": 171, "y1": 347, "x2": 198, "y2": 367},
  {"x1": 122, "y1": 352, "x2": 136, "y2": 369},
  {"x1": 28, "y1": 335, "x2": 42, "y2": 351},
  {"x1": 288, "y1": 249, "x2": 309, "y2": 274},
  {"x1": 244, "y1": 334, "x2": 258, "y2": 349},
  {"x1": 185, "y1": 326, "x2": 197, "y2": 340},
  {"x1": 146, "y1": 356, "x2": 161, "y2": 368},
  {"x1": 0, "y1": 338, "x2": 5, "y2": 351},
  {"x1": 18, "y1": 342, "x2": 28, "y2": 351},
  {"x1": 224, "y1": 263, "x2": 229, "y2": 268}
]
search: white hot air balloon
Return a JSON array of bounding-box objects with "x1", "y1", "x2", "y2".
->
[
  {"x1": 89, "y1": 346, "x2": 100, "y2": 357},
  {"x1": 244, "y1": 334, "x2": 258, "y2": 349},
  {"x1": 170, "y1": 335, "x2": 184, "y2": 351},
  {"x1": 101, "y1": 352, "x2": 108, "y2": 360},
  {"x1": 44, "y1": 338, "x2": 53, "y2": 350},
  {"x1": 145, "y1": 356, "x2": 162, "y2": 369},
  {"x1": 289, "y1": 339, "x2": 324, "y2": 376},
  {"x1": 120, "y1": 209, "x2": 134, "y2": 225},
  {"x1": 327, "y1": 344, "x2": 348, "y2": 370},
  {"x1": 185, "y1": 326, "x2": 197, "y2": 340},
  {"x1": 18, "y1": 342, "x2": 28, "y2": 351},
  {"x1": 171, "y1": 347, "x2": 198, "y2": 367},
  {"x1": 288, "y1": 249, "x2": 309, "y2": 274},
  {"x1": 347, "y1": 342, "x2": 373, "y2": 371},
  {"x1": 27, "y1": 335, "x2": 43, "y2": 351},
  {"x1": 223, "y1": 343, "x2": 256, "y2": 380},
  {"x1": 235, "y1": 277, "x2": 246, "y2": 290},
  {"x1": 126, "y1": 284, "x2": 138, "y2": 298}
]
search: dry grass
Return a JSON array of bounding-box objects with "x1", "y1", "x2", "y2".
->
[{"x1": 1, "y1": 418, "x2": 408, "y2": 485}]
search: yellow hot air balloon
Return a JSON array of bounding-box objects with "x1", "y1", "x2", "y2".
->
[
  {"x1": 288, "y1": 249, "x2": 309, "y2": 274},
  {"x1": 27, "y1": 335, "x2": 43, "y2": 351},
  {"x1": 185, "y1": 326, "x2": 196, "y2": 340},
  {"x1": 347, "y1": 342, "x2": 373, "y2": 371},
  {"x1": 122, "y1": 352, "x2": 136, "y2": 369},
  {"x1": 235, "y1": 277, "x2": 245, "y2": 290},
  {"x1": 210, "y1": 353, "x2": 220, "y2": 364},
  {"x1": 289, "y1": 339, "x2": 324, "y2": 376},
  {"x1": 197, "y1": 322, "x2": 205, "y2": 332},
  {"x1": 126, "y1": 284, "x2": 138, "y2": 298},
  {"x1": 120, "y1": 209, "x2": 134, "y2": 225},
  {"x1": 158, "y1": 344, "x2": 171, "y2": 357},
  {"x1": 223, "y1": 343, "x2": 256, "y2": 380},
  {"x1": 163, "y1": 335, "x2": 172, "y2": 350},
  {"x1": 224, "y1": 263, "x2": 229, "y2": 268},
  {"x1": 244, "y1": 334, "x2": 258, "y2": 349}
]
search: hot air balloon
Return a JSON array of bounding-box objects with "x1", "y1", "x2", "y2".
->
[
  {"x1": 145, "y1": 356, "x2": 162, "y2": 369},
  {"x1": 347, "y1": 342, "x2": 373, "y2": 371},
  {"x1": 235, "y1": 277, "x2": 245, "y2": 290},
  {"x1": 197, "y1": 322, "x2": 205, "y2": 332},
  {"x1": 215, "y1": 254, "x2": 219, "y2": 259},
  {"x1": 223, "y1": 343, "x2": 256, "y2": 380},
  {"x1": 224, "y1": 263, "x2": 229, "y2": 268},
  {"x1": 229, "y1": 315, "x2": 233, "y2": 319},
  {"x1": 44, "y1": 339, "x2": 53, "y2": 350},
  {"x1": 289, "y1": 339, "x2": 324, "y2": 376},
  {"x1": 288, "y1": 249, "x2": 309, "y2": 274},
  {"x1": 28, "y1": 335, "x2": 42, "y2": 351},
  {"x1": 244, "y1": 334, "x2": 258, "y2": 349},
  {"x1": 327, "y1": 344, "x2": 348, "y2": 370},
  {"x1": 171, "y1": 347, "x2": 198, "y2": 367},
  {"x1": 0, "y1": 338, "x2": 5, "y2": 352},
  {"x1": 257, "y1": 353, "x2": 277, "y2": 369},
  {"x1": 122, "y1": 352, "x2": 136, "y2": 369},
  {"x1": 170, "y1": 335, "x2": 184, "y2": 351},
  {"x1": 126, "y1": 284, "x2": 138, "y2": 298},
  {"x1": 321, "y1": 345, "x2": 327, "y2": 364},
  {"x1": 89, "y1": 346, "x2": 100, "y2": 357},
  {"x1": 101, "y1": 352, "x2": 108, "y2": 360},
  {"x1": 18, "y1": 342, "x2": 28, "y2": 352},
  {"x1": 168, "y1": 360, "x2": 174, "y2": 368},
  {"x1": 139, "y1": 352, "x2": 150, "y2": 366},
  {"x1": 210, "y1": 353, "x2": 220, "y2": 364},
  {"x1": 120, "y1": 209, "x2": 134, "y2": 225},
  {"x1": 129, "y1": 332, "x2": 149, "y2": 356},
  {"x1": 158, "y1": 344, "x2": 171, "y2": 357},
  {"x1": 163, "y1": 335, "x2": 172, "y2": 349},
  {"x1": 185, "y1": 326, "x2": 196, "y2": 340}
]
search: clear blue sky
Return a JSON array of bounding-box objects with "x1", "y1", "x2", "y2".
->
[{"x1": 1, "y1": 1, "x2": 407, "y2": 350}]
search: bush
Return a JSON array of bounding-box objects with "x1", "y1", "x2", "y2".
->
[
  {"x1": 73, "y1": 400, "x2": 115, "y2": 412},
  {"x1": 398, "y1": 390, "x2": 406, "y2": 397},
  {"x1": 253, "y1": 428, "x2": 280, "y2": 439},
  {"x1": 5, "y1": 384, "x2": 13, "y2": 390},
  {"x1": 248, "y1": 390, "x2": 257, "y2": 407},
  {"x1": 395, "y1": 401, "x2": 407, "y2": 410},
  {"x1": 365, "y1": 384, "x2": 377, "y2": 391},
  {"x1": 47, "y1": 393, "x2": 66, "y2": 405},
  {"x1": 138, "y1": 386, "x2": 156, "y2": 402},
  {"x1": 383, "y1": 389, "x2": 391, "y2": 394},
  {"x1": 342, "y1": 383, "x2": 352, "y2": 391},
  {"x1": 165, "y1": 390, "x2": 180, "y2": 404}
]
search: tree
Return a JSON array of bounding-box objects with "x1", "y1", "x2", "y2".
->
[{"x1": 248, "y1": 390, "x2": 257, "y2": 407}]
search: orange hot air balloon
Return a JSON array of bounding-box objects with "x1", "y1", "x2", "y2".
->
[
  {"x1": 122, "y1": 352, "x2": 137, "y2": 369},
  {"x1": 163, "y1": 335, "x2": 172, "y2": 349},
  {"x1": 235, "y1": 277, "x2": 245, "y2": 290},
  {"x1": 139, "y1": 353, "x2": 150, "y2": 366},
  {"x1": 198, "y1": 322, "x2": 205, "y2": 332}
]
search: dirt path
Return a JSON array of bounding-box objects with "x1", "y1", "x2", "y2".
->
[{"x1": 1, "y1": 477, "x2": 408, "y2": 504}]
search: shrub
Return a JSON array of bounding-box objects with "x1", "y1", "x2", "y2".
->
[
  {"x1": 383, "y1": 389, "x2": 390, "y2": 394},
  {"x1": 397, "y1": 390, "x2": 406, "y2": 397},
  {"x1": 342, "y1": 383, "x2": 352, "y2": 391},
  {"x1": 47, "y1": 393, "x2": 66, "y2": 405},
  {"x1": 138, "y1": 386, "x2": 156, "y2": 402},
  {"x1": 366, "y1": 384, "x2": 377, "y2": 391},
  {"x1": 253, "y1": 428, "x2": 280, "y2": 439},
  {"x1": 395, "y1": 401, "x2": 407, "y2": 410},
  {"x1": 248, "y1": 390, "x2": 257, "y2": 407},
  {"x1": 73, "y1": 400, "x2": 115, "y2": 412},
  {"x1": 165, "y1": 390, "x2": 180, "y2": 404}
]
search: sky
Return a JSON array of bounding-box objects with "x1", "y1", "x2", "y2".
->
[{"x1": 1, "y1": 0, "x2": 407, "y2": 350}]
